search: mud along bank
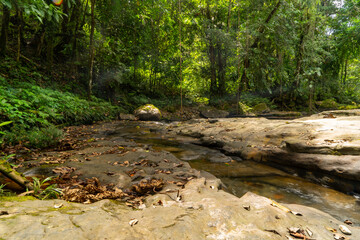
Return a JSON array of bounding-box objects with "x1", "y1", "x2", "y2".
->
[{"x1": 172, "y1": 110, "x2": 360, "y2": 195}]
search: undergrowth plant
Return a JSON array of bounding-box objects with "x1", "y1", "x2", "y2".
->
[
  {"x1": 0, "y1": 76, "x2": 123, "y2": 148},
  {"x1": 31, "y1": 177, "x2": 62, "y2": 200}
]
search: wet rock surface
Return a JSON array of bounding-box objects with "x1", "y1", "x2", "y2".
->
[{"x1": 172, "y1": 110, "x2": 360, "y2": 193}]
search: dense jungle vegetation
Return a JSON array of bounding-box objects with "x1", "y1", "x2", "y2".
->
[{"x1": 1, "y1": 0, "x2": 360, "y2": 147}]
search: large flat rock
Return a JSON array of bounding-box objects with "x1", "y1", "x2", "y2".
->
[
  {"x1": 1, "y1": 178, "x2": 359, "y2": 240},
  {"x1": 173, "y1": 112, "x2": 360, "y2": 186}
]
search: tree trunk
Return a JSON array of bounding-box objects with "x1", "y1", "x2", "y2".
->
[
  {"x1": 239, "y1": 0, "x2": 282, "y2": 87},
  {"x1": 226, "y1": 0, "x2": 232, "y2": 32},
  {"x1": 0, "y1": 161, "x2": 33, "y2": 190},
  {"x1": 209, "y1": 43, "x2": 217, "y2": 97},
  {"x1": 88, "y1": 0, "x2": 96, "y2": 99},
  {"x1": 343, "y1": 57, "x2": 348, "y2": 87},
  {"x1": 179, "y1": 0, "x2": 183, "y2": 116},
  {"x1": 217, "y1": 45, "x2": 226, "y2": 96},
  {"x1": 0, "y1": 5, "x2": 10, "y2": 57},
  {"x1": 206, "y1": 1, "x2": 217, "y2": 99}
]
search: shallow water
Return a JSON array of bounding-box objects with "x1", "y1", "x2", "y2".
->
[{"x1": 116, "y1": 122, "x2": 360, "y2": 224}]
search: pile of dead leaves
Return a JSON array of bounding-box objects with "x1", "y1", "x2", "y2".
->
[
  {"x1": 62, "y1": 177, "x2": 126, "y2": 203},
  {"x1": 131, "y1": 178, "x2": 164, "y2": 195}
]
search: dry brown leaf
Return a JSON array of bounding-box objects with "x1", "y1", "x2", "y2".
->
[
  {"x1": 344, "y1": 220, "x2": 353, "y2": 225},
  {"x1": 326, "y1": 227, "x2": 337, "y2": 233},
  {"x1": 264, "y1": 229, "x2": 281, "y2": 236},
  {"x1": 271, "y1": 199, "x2": 291, "y2": 213}
]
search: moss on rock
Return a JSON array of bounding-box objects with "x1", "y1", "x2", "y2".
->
[
  {"x1": 134, "y1": 104, "x2": 162, "y2": 121},
  {"x1": 252, "y1": 103, "x2": 270, "y2": 114}
]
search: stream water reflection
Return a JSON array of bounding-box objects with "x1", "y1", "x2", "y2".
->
[{"x1": 117, "y1": 122, "x2": 360, "y2": 224}]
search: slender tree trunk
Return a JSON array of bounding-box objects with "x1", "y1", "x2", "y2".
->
[
  {"x1": 15, "y1": 9, "x2": 24, "y2": 62},
  {"x1": 227, "y1": 0, "x2": 232, "y2": 32},
  {"x1": 209, "y1": 43, "x2": 217, "y2": 97},
  {"x1": 343, "y1": 57, "x2": 348, "y2": 87},
  {"x1": 179, "y1": 0, "x2": 183, "y2": 116},
  {"x1": 88, "y1": 0, "x2": 96, "y2": 99},
  {"x1": 17, "y1": 26, "x2": 21, "y2": 62},
  {"x1": 217, "y1": 45, "x2": 226, "y2": 96},
  {"x1": 0, "y1": 5, "x2": 10, "y2": 57},
  {"x1": 206, "y1": 1, "x2": 217, "y2": 99},
  {"x1": 239, "y1": 0, "x2": 282, "y2": 86}
]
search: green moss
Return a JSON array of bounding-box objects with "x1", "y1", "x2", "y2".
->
[
  {"x1": 252, "y1": 103, "x2": 270, "y2": 113},
  {"x1": 135, "y1": 104, "x2": 162, "y2": 118},
  {"x1": 330, "y1": 150, "x2": 342, "y2": 156},
  {"x1": 0, "y1": 196, "x2": 36, "y2": 202},
  {"x1": 238, "y1": 102, "x2": 252, "y2": 115},
  {"x1": 339, "y1": 104, "x2": 359, "y2": 110}
]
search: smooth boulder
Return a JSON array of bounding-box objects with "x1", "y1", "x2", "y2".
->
[{"x1": 134, "y1": 104, "x2": 162, "y2": 121}]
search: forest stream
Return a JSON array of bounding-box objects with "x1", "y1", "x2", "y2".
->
[
  {"x1": 96, "y1": 120, "x2": 360, "y2": 224},
  {"x1": 3, "y1": 119, "x2": 360, "y2": 239}
]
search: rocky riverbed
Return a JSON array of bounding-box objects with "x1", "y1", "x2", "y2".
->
[
  {"x1": 1, "y1": 111, "x2": 360, "y2": 239},
  {"x1": 172, "y1": 109, "x2": 360, "y2": 194}
]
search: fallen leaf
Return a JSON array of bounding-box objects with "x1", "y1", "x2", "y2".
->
[
  {"x1": 344, "y1": 220, "x2": 352, "y2": 225},
  {"x1": 290, "y1": 232, "x2": 312, "y2": 239},
  {"x1": 326, "y1": 227, "x2": 337, "y2": 233},
  {"x1": 306, "y1": 228, "x2": 313, "y2": 237},
  {"x1": 339, "y1": 225, "x2": 352, "y2": 235},
  {"x1": 0, "y1": 211, "x2": 8, "y2": 215},
  {"x1": 291, "y1": 211, "x2": 303, "y2": 216},
  {"x1": 271, "y1": 199, "x2": 291, "y2": 213},
  {"x1": 129, "y1": 219, "x2": 138, "y2": 226},
  {"x1": 333, "y1": 233, "x2": 347, "y2": 240},
  {"x1": 54, "y1": 203, "x2": 63, "y2": 209},
  {"x1": 265, "y1": 229, "x2": 281, "y2": 236},
  {"x1": 105, "y1": 171, "x2": 115, "y2": 176},
  {"x1": 242, "y1": 205, "x2": 251, "y2": 211},
  {"x1": 288, "y1": 227, "x2": 300, "y2": 234}
]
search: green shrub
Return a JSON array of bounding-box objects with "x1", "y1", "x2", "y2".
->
[
  {"x1": 3, "y1": 126, "x2": 63, "y2": 149},
  {"x1": 240, "y1": 93, "x2": 275, "y2": 109},
  {"x1": 315, "y1": 98, "x2": 339, "y2": 109},
  {"x1": 0, "y1": 78, "x2": 123, "y2": 148},
  {"x1": 238, "y1": 101, "x2": 252, "y2": 115}
]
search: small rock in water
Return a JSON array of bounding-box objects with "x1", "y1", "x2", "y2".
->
[{"x1": 339, "y1": 225, "x2": 352, "y2": 235}]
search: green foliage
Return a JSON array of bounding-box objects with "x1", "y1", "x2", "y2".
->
[
  {"x1": 31, "y1": 177, "x2": 62, "y2": 200},
  {"x1": 238, "y1": 102, "x2": 252, "y2": 115},
  {"x1": 316, "y1": 98, "x2": 339, "y2": 109},
  {"x1": 4, "y1": 126, "x2": 63, "y2": 149},
  {"x1": 0, "y1": 184, "x2": 8, "y2": 196},
  {"x1": 240, "y1": 94, "x2": 275, "y2": 108},
  {"x1": 0, "y1": 77, "x2": 122, "y2": 148},
  {"x1": 1, "y1": 0, "x2": 360, "y2": 115}
]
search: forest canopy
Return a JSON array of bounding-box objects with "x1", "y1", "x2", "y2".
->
[{"x1": 0, "y1": 0, "x2": 360, "y2": 111}]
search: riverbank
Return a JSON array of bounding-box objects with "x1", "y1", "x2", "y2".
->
[{"x1": 1, "y1": 114, "x2": 360, "y2": 239}]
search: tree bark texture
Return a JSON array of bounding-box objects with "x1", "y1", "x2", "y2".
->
[{"x1": 0, "y1": 5, "x2": 10, "y2": 57}]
